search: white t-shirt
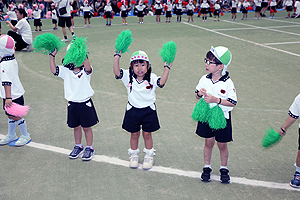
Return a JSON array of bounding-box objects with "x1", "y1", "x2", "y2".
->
[
  {"x1": 288, "y1": 94, "x2": 300, "y2": 127},
  {"x1": 136, "y1": 4, "x2": 146, "y2": 11},
  {"x1": 81, "y1": 5, "x2": 93, "y2": 12},
  {"x1": 104, "y1": 5, "x2": 112, "y2": 12},
  {"x1": 119, "y1": 69, "x2": 162, "y2": 109},
  {"x1": 270, "y1": 0, "x2": 277, "y2": 6},
  {"x1": 295, "y1": 1, "x2": 300, "y2": 14},
  {"x1": 55, "y1": 66, "x2": 94, "y2": 102},
  {"x1": 52, "y1": 9, "x2": 58, "y2": 20},
  {"x1": 33, "y1": 9, "x2": 42, "y2": 19},
  {"x1": 254, "y1": 0, "x2": 262, "y2": 7},
  {"x1": 283, "y1": 0, "x2": 293, "y2": 6},
  {"x1": 55, "y1": 0, "x2": 74, "y2": 17},
  {"x1": 7, "y1": 10, "x2": 17, "y2": 21},
  {"x1": 231, "y1": 1, "x2": 238, "y2": 8},
  {"x1": 195, "y1": 72, "x2": 237, "y2": 119},
  {"x1": 15, "y1": 18, "x2": 33, "y2": 45},
  {"x1": 0, "y1": 59, "x2": 25, "y2": 100}
]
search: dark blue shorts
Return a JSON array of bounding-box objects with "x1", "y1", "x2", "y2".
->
[
  {"x1": 67, "y1": 98, "x2": 99, "y2": 128},
  {"x1": 3, "y1": 96, "x2": 24, "y2": 116},
  {"x1": 122, "y1": 105, "x2": 160, "y2": 133},
  {"x1": 195, "y1": 112, "x2": 233, "y2": 143}
]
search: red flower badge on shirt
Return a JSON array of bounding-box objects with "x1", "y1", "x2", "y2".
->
[{"x1": 220, "y1": 89, "x2": 226, "y2": 94}]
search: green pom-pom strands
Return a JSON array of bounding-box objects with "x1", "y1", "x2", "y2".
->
[
  {"x1": 115, "y1": 29, "x2": 133, "y2": 54},
  {"x1": 191, "y1": 98, "x2": 210, "y2": 123},
  {"x1": 63, "y1": 36, "x2": 89, "y2": 67},
  {"x1": 191, "y1": 99, "x2": 227, "y2": 131},
  {"x1": 33, "y1": 33, "x2": 65, "y2": 55},
  {"x1": 158, "y1": 41, "x2": 177, "y2": 65},
  {"x1": 262, "y1": 127, "x2": 282, "y2": 148}
]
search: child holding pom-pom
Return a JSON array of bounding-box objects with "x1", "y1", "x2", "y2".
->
[
  {"x1": 113, "y1": 38, "x2": 173, "y2": 170},
  {"x1": 32, "y1": 4, "x2": 42, "y2": 31},
  {"x1": 50, "y1": 3, "x2": 58, "y2": 30},
  {"x1": 270, "y1": 94, "x2": 300, "y2": 188},
  {"x1": 194, "y1": 46, "x2": 237, "y2": 184},
  {"x1": 104, "y1": 0, "x2": 114, "y2": 26},
  {"x1": 48, "y1": 37, "x2": 99, "y2": 161},
  {"x1": 7, "y1": 4, "x2": 18, "y2": 26},
  {"x1": 0, "y1": 35, "x2": 31, "y2": 147}
]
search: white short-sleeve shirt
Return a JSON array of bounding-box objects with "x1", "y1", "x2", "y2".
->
[
  {"x1": 55, "y1": 66, "x2": 94, "y2": 102},
  {"x1": 288, "y1": 94, "x2": 300, "y2": 127},
  {"x1": 15, "y1": 18, "x2": 33, "y2": 44},
  {"x1": 195, "y1": 72, "x2": 237, "y2": 119},
  {"x1": 0, "y1": 59, "x2": 25, "y2": 100},
  {"x1": 119, "y1": 69, "x2": 161, "y2": 109}
]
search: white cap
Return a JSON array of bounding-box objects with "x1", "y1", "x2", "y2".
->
[
  {"x1": 0, "y1": 35, "x2": 15, "y2": 58},
  {"x1": 210, "y1": 46, "x2": 232, "y2": 75}
]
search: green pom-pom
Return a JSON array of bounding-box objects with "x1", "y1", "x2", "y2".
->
[
  {"x1": 262, "y1": 127, "x2": 282, "y2": 148},
  {"x1": 115, "y1": 29, "x2": 133, "y2": 54},
  {"x1": 158, "y1": 41, "x2": 177, "y2": 65},
  {"x1": 63, "y1": 36, "x2": 89, "y2": 67},
  {"x1": 33, "y1": 33, "x2": 65, "y2": 55},
  {"x1": 207, "y1": 105, "x2": 227, "y2": 131},
  {"x1": 191, "y1": 98, "x2": 210, "y2": 123}
]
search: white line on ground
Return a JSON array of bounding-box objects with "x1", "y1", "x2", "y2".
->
[
  {"x1": 0, "y1": 133, "x2": 299, "y2": 191},
  {"x1": 182, "y1": 22, "x2": 300, "y2": 58},
  {"x1": 264, "y1": 41, "x2": 300, "y2": 46}
]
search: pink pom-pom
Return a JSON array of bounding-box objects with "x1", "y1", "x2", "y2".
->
[
  {"x1": 46, "y1": 14, "x2": 51, "y2": 19},
  {"x1": 4, "y1": 15, "x2": 9, "y2": 19},
  {"x1": 5, "y1": 103, "x2": 30, "y2": 117},
  {"x1": 27, "y1": 9, "x2": 33, "y2": 16},
  {"x1": 38, "y1": 0, "x2": 42, "y2": 2},
  {"x1": 39, "y1": 4, "x2": 45, "y2": 10},
  {"x1": 47, "y1": 11, "x2": 52, "y2": 15}
]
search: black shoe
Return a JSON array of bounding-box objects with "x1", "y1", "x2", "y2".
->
[
  {"x1": 69, "y1": 146, "x2": 83, "y2": 159},
  {"x1": 82, "y1": 147, "x2": 95, "y2": 161},
  {"x1": 201, "y1": 167, "x2": 212, "y2": 182},
  {"x1": 290, "y1": 171, "x2": 300, "y2": 188},
  {"x1": 220, "y1": 168, "x2": 230, "y2": 184}
]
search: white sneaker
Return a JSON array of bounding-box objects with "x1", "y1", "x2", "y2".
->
[
  {"x1": 26, "y1": 44, "x2": 33, "y2": 52},
  {"x1": 15, "y1": 135, "x2": 31, "y2": 147},
  {"x1": 129, "y1": 154, "x2": 139, "y2": 168},
  {"x1": 0, "y1": 134, "x2": 18, "y2": 145},
  {"x1": 61, "y1": 38, "x2": 69, "y2": 42},
  {"x1": 142, "y1": 155, "x2": 154, "y2": 170}
]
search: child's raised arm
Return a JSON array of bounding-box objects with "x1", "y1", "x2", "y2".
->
[
  {"x1": 49, "y1": 48, "x2": 57, "y2": 74},
  {"x1": 84, "y1": 58, "x2": 92, "y2": 74},
  {"x1": 159, "y1": 61, "x2": 171, "y2": 86},
  {"x1": 113, "y1": 51, "x2": 122, "y2": 77}
]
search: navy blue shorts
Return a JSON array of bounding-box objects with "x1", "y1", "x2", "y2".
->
[
  {"x1": 58, "y1": 17, "x2": 72, "y2": 28},
  {"x1": 122, "y1": 105, "x2": 160, "y2": 133},
  {"x1": 3, "y1": 96, "x2": 24, "y2": 116},
  {"x1": 195, "y1": 112, "x2": 233, "y2": 143},
  {"x1": 67, "y1": 98, "x2": 99, "y2": 128}
]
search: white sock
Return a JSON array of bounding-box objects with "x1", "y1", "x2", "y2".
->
[
  {"x1": 17, "y1": 118, "x2": 29, "y2": 137},
  {"x1": 86, "y1": 145, "x2": 93, "y2": 149},
  {"x1": 75, "y1": 143, "x2": 83, "y2": 148},
  {"x1": 204, "y1": 164, "x2": 211, "y2": 169},
  {"x1": 295, "y1": 163, "x2": 300, "y2": 173},
  {"x1": 220, "y1": 166, "x2": 228, "y2": 170},
  {"x1": 8, "y1": 118, "x2": 17, "y2": 137}
]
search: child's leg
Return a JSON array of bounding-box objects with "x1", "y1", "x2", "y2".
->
[
  {"x1": 130, "y1": 131, "x2": 140, "y2": 150},
  {"x1": 217, "y1": 142, "x2": 229, "y2": 167},
  {"x1": 142, "y1": 131, "x2": 153, "y2": 149},
  {"x1": 296, "y1": 150, "x2": 300, "y2": 170},
  {"x1": 35, "y1": 26, "x2": 38, "y2": 31},
  {"x1": 88, "y1": 18, "x2": 91, "y2": 25},
  {"x1": 191, "y1": 16, "x2": 193, "y2": 21},
  {"x1": 74, "y1": 125, "x2": 83, "y2": 145},
  {"x1": 83, "y1": 127, "x2": 93, "y2": 146},
  {"x1": 204, "y1": 137, "x2": 215, "y2": 165},
  {"x1": 13, "y1": 116, "x2": 30, "y2": 146}
]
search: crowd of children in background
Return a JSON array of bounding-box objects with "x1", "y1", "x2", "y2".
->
[{"x1": 0, "y1": 0, "x2": 299, "y2": 29}]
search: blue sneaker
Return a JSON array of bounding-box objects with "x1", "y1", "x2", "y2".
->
[
  {"x1": 201, "y1": 167, "x2": 212, "y2": 182},
  {"x1": 290, "y1": 171, "x2": 300, "y2": 188},
  {"x1": 82, "y1": 147, "x2": 94, "y2": 161},
  {"x1": 69, "y1": 146, "x2": 83, "y2": 159},
  {"x1": 220, "y1": 168, "x2": 230, "y2": 184}
]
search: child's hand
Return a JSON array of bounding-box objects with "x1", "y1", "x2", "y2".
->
[
  {"x1": 50, "y1": 48, "x2": 58, "y2": 57},
  {"x1": 5, "y1": 99, "x2": 12, "y2": 108},
  {"x1": 204, "y1": 94, "x2": 218, "y2": 104},
  {"x1": 198, "y1": 88, "x2": 207, "y2": 96},
  {"x1": 114, "y1": 51, "x2": 122, "y2": 58}
]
